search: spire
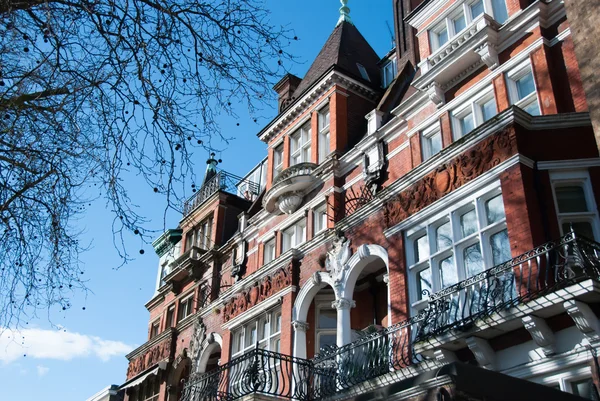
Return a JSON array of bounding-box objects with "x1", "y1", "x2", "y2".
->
[{"x1": 337, "y1": 0, "x2": 352, "y2": 26}]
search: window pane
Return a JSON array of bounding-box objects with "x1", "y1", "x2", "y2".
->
[
  {"x1": 246, "y1": 326, "x2": 257, "y2": 347},
  {"x1": 414, "y1": 235, "x2": 430, "y2": 262},
  {"x1": 481, "y1": 98, "x2": 497, "y2": 122},
  {"x1": 429, "y1": 131, "x2": 442, "y2": 156},
  {"x1": 491, "y1": 0, "x2": 509, "y2": 24},
  {"x1": 438, "y1": 28, "x2": 448, "y2": 46},
  {"x1": 556, "y1": 186, "x2": 588, "y2": 213},
  {"x1": 523, "y1": 99, "x2": 540, "y2": 116},
  {"x1": 440, "y1": 255, "x2": 458, "y2": 288},
  {"x1": 464, "y1": 243, "x2": 484, "y2": 276},
  {"x1": 437, "y1": 222, "x2": 453, "y2": 250},
  {"x1": 260, "y1": 318, "x2": 268, "y2": 340},
  {"x1": 318, "y1": 309, "x2": 337, "y2": 329},
  {"x1": 460, "y1": 209, "x2": 478, "y2": 237},
  {"x1": 453, "y1": 14, "x2": 466, "y2": 33},
  {"x1": 491, "y1": 229, "x2": 511, "y2": 265},
  {"x1": 275, "y1": 314, "x2": 282, "y2": 333},
  {"x1": 571, "y1": 378, "x2": 594, "y2": 398},
  {"x1": 516, "y1": 72, "x2": 535, "y2": 100},
  {"x1": 417, "y1": 266, "x2": 433, "y2": 299},
  {"x1": 470, "y1": 0, "x2": 484, "y2": 18},
  {"x1": 562, "y1": 221, "x2": 594, "y2": 239},
  {"x1": 460, "y1": 112, "x2": 475, "y2": 135},
  {"x1": 318, "y1": 334, "x2": 337, "y2": 352},
  {"x1": 319, "y1": 131, "x2": 330, "y2": 163},
  {"x1": 485, "y1": 195, "x2": 505, "y2": 225}
]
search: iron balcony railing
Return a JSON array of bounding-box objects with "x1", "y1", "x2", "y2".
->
[
  {"x1": 180, "y1": 233, "x2": 600, "y2": 401},
  {"x1": 180, "y1": 348, "x2": 313, "y2": 401},
  {"x1": 414, "y1": 231, "x2": 600, "y2": 341},
  {"x1": 183, "y1": 171, "x2": 259, "y2": 217}
]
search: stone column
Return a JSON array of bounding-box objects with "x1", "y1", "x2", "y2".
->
[
  {"x1": 332, "y1": 298, "x2": 355, "y2": 347},
  {"x1": 292, "y1": 320, "x2": 309, "y2": 359}
]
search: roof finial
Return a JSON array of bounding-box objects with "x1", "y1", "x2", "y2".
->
[{"x1": 337, "y1": 0, "x2": 352, "y2": 26}]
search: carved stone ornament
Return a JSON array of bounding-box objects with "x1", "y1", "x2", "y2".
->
[
  {"x1": 362, "y1": 141, "x2": 385, "y2": 191},
  {"x1": 331, "y1": 298, "x2": 356, "y2": 310},
  {"x1": 427, "y1": 82, "x2": 445, "y2": 106},
  {"x1": 325, "y1": 231, "x2": 352, "y2": 293},
  {"x1": 384, "y1": 129, "x2": 516, "y2": 228},
  {"x1": 291, "y1": 320, "x2": 309, "y2": 332},
  {"x1": 189, "y1": 318, "x2": 206, "y2": 367},
  {"x1": 126, "y1": 333, "x2": 173, "y2": 379},
  {"x1": 278, "y1": 191, "x2": 304, "y2": 214},
  {"x1": 173, "y1": 348, "x2": 188, "y2": 371},
  {"x1": 222, "y1": 262, "x2": 293, "y2": 322}
]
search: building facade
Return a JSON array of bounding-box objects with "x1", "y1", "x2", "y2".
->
[{"x1": 119, "y1": 1, "x2": 600, "y2": 400}]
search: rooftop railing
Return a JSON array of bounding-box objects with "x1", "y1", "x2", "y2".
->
[
  {"x1": 179, "y1": 233, "x2": 600, "y2": 401},
  {"x1": 183, "y1": 171, "x2": 259, "y2": 217}
]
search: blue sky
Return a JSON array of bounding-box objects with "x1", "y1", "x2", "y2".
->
[{"x1": 0, "y1": 2, "x2": 393, "y2": 400}]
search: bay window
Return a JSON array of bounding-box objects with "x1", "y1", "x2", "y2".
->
[
  {"x1": 428, "y1": 0, "x2": 509, "y2": 53},
  {"x1": 406, "y1": 185, "x2": 511, "y2": 309}
]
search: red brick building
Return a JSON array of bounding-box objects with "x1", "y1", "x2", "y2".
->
[{"x1": 119, "y1": 1, "x2": 600, "y2": 400}]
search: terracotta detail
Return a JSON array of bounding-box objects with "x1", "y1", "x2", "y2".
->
[
  {"x1": 384, "y1": 130, "x2": 516, "y2": 228},
  {"x1": 222, "y1": 262, "x2": 293, "y2": 322},
  {"x1": 126, "y1": 333, "x2": 173, "y2": 379}
]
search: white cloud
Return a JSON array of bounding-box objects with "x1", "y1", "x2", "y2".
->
[
  {"x1": 0, "y1": 328, "x2": 135, "y2": 364},
  {"x1": 36, "y1": 365, "x2": 49, "y2": 376}
]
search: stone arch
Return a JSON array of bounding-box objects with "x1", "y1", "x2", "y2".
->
[
  {"x1": 291, "y1": 271, "x2": 336, "y2": 359},
  {"x1": 167, "y1": 349, "x2": 192, "y2": 401},
  {"x1": 196, "y1": 333, "x2": 223, "y2": 373},
  {"x1": 341, "y1": 244, "x2": 391, "y2": 326}
]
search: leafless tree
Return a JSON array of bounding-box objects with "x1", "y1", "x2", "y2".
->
[{"x1": 0, "y1": 0, "x2": 294, "y2": 327}]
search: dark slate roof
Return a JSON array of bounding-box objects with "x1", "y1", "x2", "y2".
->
[{"x1": 291, "y1": 21, "x2": 382, "y2": 99}]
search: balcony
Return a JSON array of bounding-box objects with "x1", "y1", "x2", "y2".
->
[
  {"x1": 413, "y1": 14, "x2": 501, "y2": 101},
  {"x1": 162, "y1": 246, "x2": 208, "y2": 289},
  {"x1": 180, "y1": 233, "x2": 600, "y2": 400},
  {"x1": 264, "y1": 163, "x2": 319, "y2": 215},
  {"x1": 183, "y1": 171, "x2": 259, "y2": 217}
]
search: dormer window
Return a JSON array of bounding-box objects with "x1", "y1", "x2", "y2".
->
[
  {"x1": 428, "y1": 0, "x2": 509, "y2": 53},
  {"x1": 382, "y1": 57, "x2": 397, "y2": 88},
  {"x1": 357, "y1": 63, "x2": 370, "y2": 82},
  {"x1": 290, "y1": 123, "x2": 312, "y2": 165}
]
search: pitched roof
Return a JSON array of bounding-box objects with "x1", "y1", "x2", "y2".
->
[{"x1": 291, "y1": 21, "x2": 382, "y2": 99}]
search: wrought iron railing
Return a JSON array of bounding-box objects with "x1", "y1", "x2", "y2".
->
[
  {"x1": 180, "y1": 348, "x2": 314, "y2": 401},
  {"x1": 183, "y1": 171, "x2": 259, "y2": 217},
  {"x1": 179, "y1": 233, "x2": 600, "y2": 401},
  {"x1": 414, "y1": 232, "x2": 600, "y2": 341},
  {"x1": 272, "y1": 162, "x2": 318, "y2": 187}
]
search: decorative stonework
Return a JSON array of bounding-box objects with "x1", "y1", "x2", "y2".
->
[
  {"x1": 291, "y1": 320, "x2": 309, "y2": 332},
  {"x1": 332, "y1": 298, "x2": 355, "y2": 310},
  {"x1": 126, "y1": 333, "x2": 173, "y2": 379},
  {"x1": 222, "y1": 262, "x2": 294, "y2": 322},
  {"x1": 189, "y1": 317, "x2": 206, "y2": 367},
  {"x1": 325, "y1": 231, "x2": 352, "y2": 293},
  {"x1": 384, "y1": 129, "x2": 516, "y2": 228}
]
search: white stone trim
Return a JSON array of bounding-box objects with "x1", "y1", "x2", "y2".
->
[
  {"x1": 386, "y1": 140, "x2": 410, "y2": 161},
  {"x1": 537, "y1": 158, "x2": 600, "y2": 171}
]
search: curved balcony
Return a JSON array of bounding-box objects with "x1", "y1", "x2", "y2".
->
[{"x1": 264, "y1": 162, "x2": 319, "y2": 215}]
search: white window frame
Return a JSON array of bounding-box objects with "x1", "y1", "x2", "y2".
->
[
  {"x1": 550, "y1": 170, "x2": 600, "y2": 240},
  {"x1": 273, "y1": 143, "x2": 284, "y2": 180},
  {"x1": 315, "y1": 296, "x2": 337, "y2": 354},
  {"x1": 451, "y1": 88, "x2": 497, "y2": 139},
  {"x1": 318, "y1": 106, "x2": 330, "y2": 163},
  {"x1": 532, "y1": 366, "x2": 595, "y2": 398},
  {"x1": 177, "y1": 293, "x2": 194, "y2": 322},
  {"x1": 356, "y1": 63, "x2": 371, "y2": 82},
  {"x1": 421, "y1": 124, "x2": 443, "y2": 161},
  {"x1": 405, "y1": 183, "x2": 510, "y2": 312},
  {"x1": 290, "y1": 122, "x2": 312, "y2": 166},
  {"x1": 506, "y1": 60, "x2": 540, "y2": 116},
  {"x1": 263, "y1": 237, "x2": 276, "y2": 264},
  {"x1": 166, "y1": 305, "x2": 175, "y2": 329},
  {"x1": 313, "y1": 203, "x2": 328, "y2": 235},
  {"x1": 196, "y1": 217, "x2": 213, "y2": 250},
  {"x1": 282, "y1": 219, "x2": 306, "y2": 253},
  {"x1": 428, "y1": 0, "x2": 509, "y2": 53},
  {"x1": 381, "y1": 57, "x2": 397, "y2": 88}
]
